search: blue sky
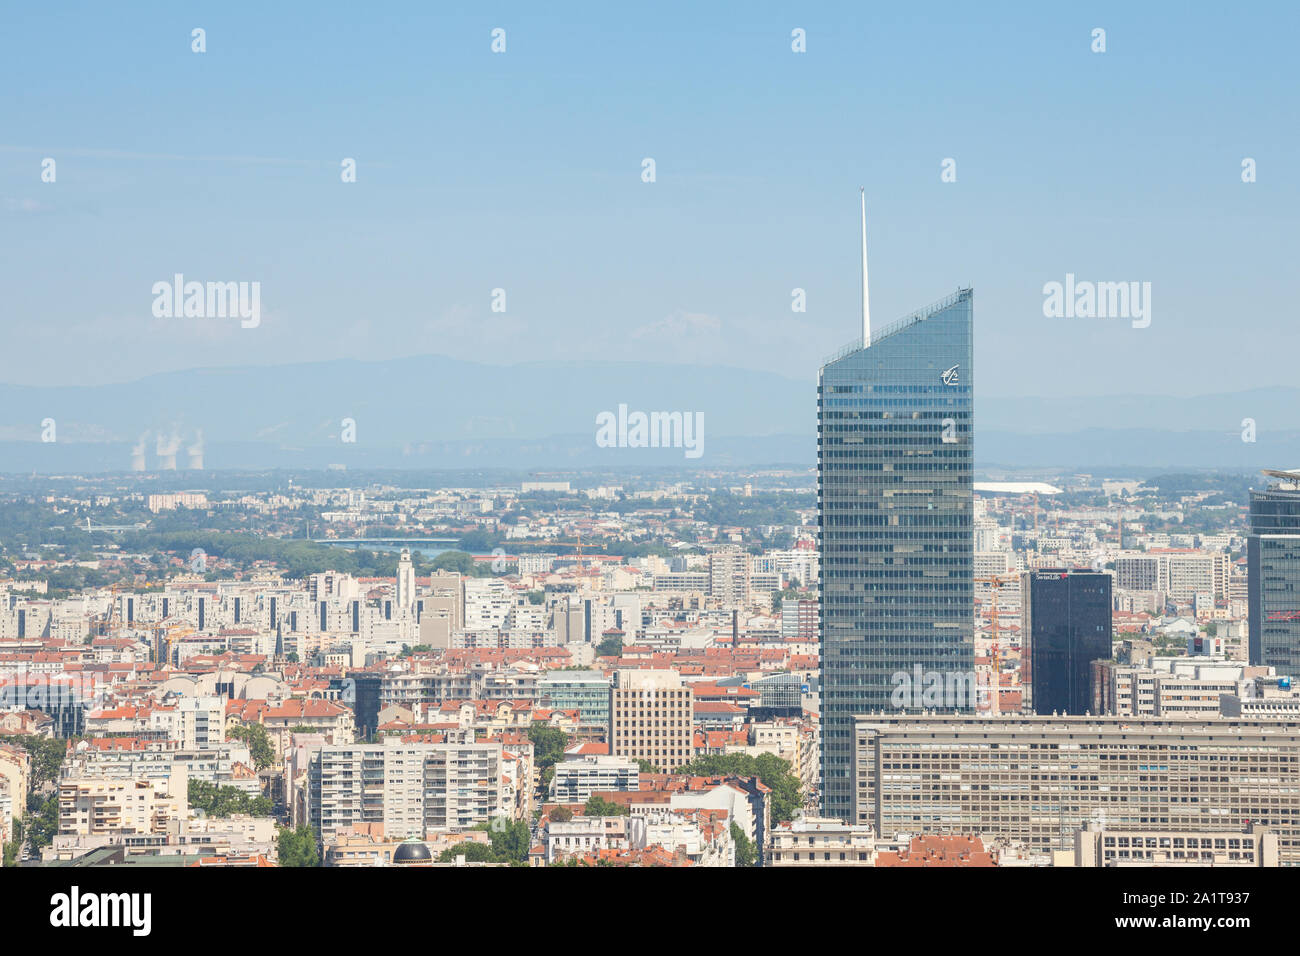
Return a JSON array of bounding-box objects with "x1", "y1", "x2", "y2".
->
[{"x1": 2, "y1": 1, "x2": 1296, "y2": 397}]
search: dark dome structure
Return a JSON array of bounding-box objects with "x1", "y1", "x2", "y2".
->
[{"x1": 392, "y1": 840, "x2": 433, "y2": 865}]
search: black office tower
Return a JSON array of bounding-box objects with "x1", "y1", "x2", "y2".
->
[
  {"x1": 348, "y1": 673, "x2": 384, "y2": 740},
  {"x1": 1022, "y1": 569, "x2": 1112, "y2": 715}
]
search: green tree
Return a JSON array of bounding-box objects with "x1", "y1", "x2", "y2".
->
[
  {"x1": 485, "y1": 819, "x2": 531, "y2": 863},
  {"x1": 227, "y1": 722, "x2": 276, "y2": 770},
  {"x1": 595, "y1": 635, "x2": 623, "y2": 658},
  {"x1": 731, "y1": 821, "x2": 757, "y2": 867},
  {"x1": 680, "y1": 752, "x2": 802, "y2": 823},
  {"x1": 434, "y1": 820, "x2": 530, "y2": 865},
  {"x1": 428, "y1": 551, "x2": 493, "y2": 578},
  {"x1": 635, "y1": 759, "x2": 662, "y2": 774},
  {"x1": 24, "y1": 793, "x2": 58, "y2": 851},
  {"x1": 583, "y1": 795, "x2": 629, "y2": 817},
  {"x1": 549, "y1": 805, "x2": 574, "y2": 823},
  {"x1": 277, "y1": 825, "x2": 319, "y2": 867},
  {"x1": 0, "y1": 737, "x2": 68, "y2": 854},
  {"x1": 2, "y1": 820, "x2": 22, "y2": 867},
  {"x1": 437, "y1": 841, "x2": 495, "y2": 863},
  {"x1": 188, "y1": 780, "x2": 272, "y2": 817},
  {"x1": 527, "y1": 724, "x2": 570, "y2": 773},
  {"x1": 771, "y1": 587, "x2": 801, "y2": 613},
  {"x1": 0, "y1": 735, "x2": 68, "y2": 790}
]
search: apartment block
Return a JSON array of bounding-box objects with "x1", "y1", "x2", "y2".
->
[
  {"x1": 1115, "y1": 551, "x2": 1231, "y2": 603},
  {"x1": 767, "y1": 816, "x2": 879, "y2": 867},
  {"x1": 709, "y1": 546, "x2": 751, "y2": 608},
  {"x1": 58, "y1": 769, "x2": 188, "y2": 839},
  {"x1": 0, "y1": 783, "x2": 12, "y2": 845},
  {"x1": 553, "y1": 754, "x2": 640, "y2": 803},
  {"x1": 1091, "y1": 659, "x2": 1263, "y2": 718},
  {"x1": 0, "y1": 742, "x2": 30, "y2": 838},
  {"x1": 175, "y1": 696, "x2": 226, "y2": 749},
  {"x1": 780, "y1": 599, "x2": 818, "y2": 641},
  {"x1": 1074, "y1": 822, "x2": 1279, "y2": 867},
  {"x1": 309, "y1": 741, "x2": 505, "y2": 841}
]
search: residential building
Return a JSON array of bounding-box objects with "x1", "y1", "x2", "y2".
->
[
  {"x1": 709, "y1": 546, "x2": 751, "y2": 608},
  {"x1": 0, "y1": 742, "x2": 30, "y2": 839},
  {"x1": 1074, "y1": 822, "x2": 1279, "y2": 867},
  {"x1": 768, "y1": 816, "x2": 878, "y2": 866},
  {"x1": 58, "y1": 768, "x2": 188, "y2": 840},
  {"x1": 175, "y1": 696, "x2": 225, "y2": 749},
  {"x1": 309, "y1": 741, "x2": 505, "y2": 841},
  {"x1": 553, "y1": 754, "x2": 640, "y2": 803}
]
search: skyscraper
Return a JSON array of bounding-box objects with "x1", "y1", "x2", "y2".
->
[
  {"x1": 1248, "y1": 470, "x2": 1300, "y2": 677},
  {"x1": 817, "y1": 195, "x2": 975, "y2": 820},
  {"x1": 395, "y1": 548, "x2": 416, "y2": 615},
  {"x1": 1020, "y1": 568, "x2": 1112, "y2": 715}
]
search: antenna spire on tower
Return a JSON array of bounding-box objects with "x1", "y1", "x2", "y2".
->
[{"x1": 860, "y1": 187, "x2": 871, "y2": 346}]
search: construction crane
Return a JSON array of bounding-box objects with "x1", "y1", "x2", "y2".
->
[
  {"x1": 92, "y1": 582, "x2": 125, "y2": 641},
  {"x1": 156, "y1": 621, "x2": 193, "y2": 668},
  {"x1": 975, "y1": 574, "x2": 1016, "y2": 714},
  {"x1": 540, "y1": 533, "x2": 609, "y2": 575}
]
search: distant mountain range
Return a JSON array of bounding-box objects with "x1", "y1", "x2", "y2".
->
[{"x1": 0, "y1": 356, "x2": 1295, "y2": 473}]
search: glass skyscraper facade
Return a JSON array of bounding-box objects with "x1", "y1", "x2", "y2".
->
[
  {"x1": 817, "y1": 289, "x2": 975, "y2": 821},
  {"x1": 1021, "y1": 568, "x2": 1112, "y2": 716},
  {"x1": 1248, "y1": 475, "x2": 1300, "y2": 677}
]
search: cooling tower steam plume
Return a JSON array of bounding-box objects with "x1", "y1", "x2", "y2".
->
[
  {"x1": 156, "y1": 430, "x2": 181, "y2": 470},
  {"x1": 186, "y1": 430, "x2": 205, "y2": 470},
  {"x1": 131, "y1": 432, "x2": 149, "y2": 472}
]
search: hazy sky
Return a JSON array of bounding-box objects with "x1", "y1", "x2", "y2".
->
[{"x1": 2, "y1": 1, "x2": 1296, "y2": 396}]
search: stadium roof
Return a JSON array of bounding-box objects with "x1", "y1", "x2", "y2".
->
[{"x1": 974, "y1": 482, "x2": 1063, "y2": 495}]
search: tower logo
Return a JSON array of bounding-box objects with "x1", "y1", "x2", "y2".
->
[{"x1": 941, "y1": 364, "x2": 960, "y2": 386}]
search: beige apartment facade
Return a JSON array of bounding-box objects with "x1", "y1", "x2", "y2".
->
[
  {"x1": 609, "y1": 669, "x2": 694, "y2": 772},
  {"x1": 309, "y1": 741, "x2": 505, "y2": 841},
  {"x1": 1074, "y1": 822, "x2": 1279, "y2": 866},
  {"x1": 58, "y1": 769, "x2": 187, "y2": 839},
  {"x1": 0, "y1": 742, "x2": 30, "y2": 838},
  {"x1": 767, "y1": 816, "x2": 878, "y2": 867}
]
